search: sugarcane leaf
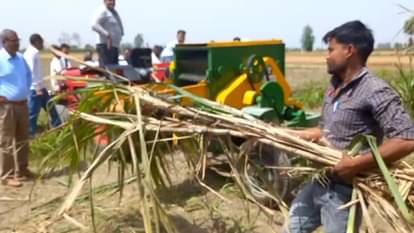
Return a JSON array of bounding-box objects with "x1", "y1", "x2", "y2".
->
[
  {"x1": 364, "y1": 135, "x2": 414, "y2": 224},
  {"x1": 346, "y1": 187, "x2": 358, "y2": 233}
]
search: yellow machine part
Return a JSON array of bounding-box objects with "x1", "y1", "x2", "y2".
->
[
  {"x1": 215, "y1": 57, "x2": 304, "y2": 110},
  {"x1": 243, "y1": 90, "x2": 258, "y2": 106},
  {"x1": 263, "y1": 57, "x2": 304, "y2": 109},
  {"x1": 154, "y1": 80, "x2": 208, "y2": 105},
  {"x1": 215, "y1": 73, "x2": 261, "y2": 109}
]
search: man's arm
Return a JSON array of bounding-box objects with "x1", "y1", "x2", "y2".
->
[
  {"x1": 334, "y1": 84, "x2": 414, "y2": 181},
  {"x1": 333, "y1": 138, "x2": 414, "y2": 181},
  {"x1": 91, "y1": 10, "x2": 109, "y2": 38}
]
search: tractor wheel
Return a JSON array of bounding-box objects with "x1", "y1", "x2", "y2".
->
[{"x1": 243, "y1": 142, "x2": 290, "y2": 204}]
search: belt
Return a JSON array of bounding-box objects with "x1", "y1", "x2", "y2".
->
[{"x1": 0, "y1": 97, "x2": 27, "y2": 105}]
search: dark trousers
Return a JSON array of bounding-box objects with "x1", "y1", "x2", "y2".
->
[
  {"x1": 29, "y1": 88, "x2": 62, "y2": 136},
  {"x1": 96, "y1": 44, "x2": 119, "y2": 66}
]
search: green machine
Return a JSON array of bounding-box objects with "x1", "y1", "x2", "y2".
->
[
  {"x1": 168, "y1": 39, "x2": 320, "y2": 200},
  {"x1": 170, "y1": 39, "x2": 320, "y2": 127}
]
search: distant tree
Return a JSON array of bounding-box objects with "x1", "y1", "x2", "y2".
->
[
  {"x1": 121, "y1": 42, "x2": 133, "y2": 50},
  {"x1": 301, "y1": 25, "x2": 315, "y2": 52},
  {"x1": 71, "y1": 33, "x2": 82, "y2": 48},
  {"x1": 58, "y1": 32, "x2": 72, "y2": 45},
  {"x1": 134, "y1": 33, "x2": 144, "y2": 48},
  {"x1": 394, "y1": 42, "x2": 405, "y2": 49},
  {"x1": 377, "y1": 42, "x2": 392, "y2": 50},
  {"x1": 84, "y1": 44, "x2": 94, "y2": 50}
]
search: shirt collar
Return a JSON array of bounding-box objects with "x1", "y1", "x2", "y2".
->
[
  {"x1": 0, "y1": 48, "x2": 16, "y2": 60},
  {"x1": 27, "y1": 45, "x2": 39, "y2": 53},
  {"x1": 331, "y1": 67, "x2": 369, "y2": 89}
]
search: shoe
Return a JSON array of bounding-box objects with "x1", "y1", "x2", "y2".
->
[
  {"x1": 1, "y1": 178, "x2": 23, "y2": 188},
  {"x1": 17, "y1": 169, "x2": 38, "y2": 181}
]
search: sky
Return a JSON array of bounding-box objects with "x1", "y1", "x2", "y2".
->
[{"x1": 0, "y1": 0, "x2": 413, "y2": 49}]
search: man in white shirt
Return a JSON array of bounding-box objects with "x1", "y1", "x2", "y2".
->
[
  {"x1": 49, "y1": 44, "x2": 72, "y2": 92},
  {"x1": 24, "y1": 34, "x2": 61, "y2": 136},
  {"x1": 160, "y1": 30, "x2": 186, "y2": 62},
  {"x1": 151, "y1": 45, "x2": 162, "y2": 65},
  {"x1": 91, "y1": 0, "x2": 124, "y2": 66}
]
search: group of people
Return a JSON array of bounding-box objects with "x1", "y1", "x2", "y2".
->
[
  {"x1": 91, "y1": 0, "x2": 186, "y2": 66},
  {"x1": 0, "y1": 0, "x2": 186, "y2": 189}
]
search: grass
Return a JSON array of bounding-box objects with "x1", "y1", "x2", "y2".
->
[{"x1": 291, "y1": 81, "x2": 327, "y2": 110}]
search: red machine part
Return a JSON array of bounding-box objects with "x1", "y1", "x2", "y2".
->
[{"x1": 152, "y1": 62, "x2": 170, "y2": 82}]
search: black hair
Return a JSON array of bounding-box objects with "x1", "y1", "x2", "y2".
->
[
  {"x1": 60, "y1": 43, "x2": 70, "y2": 49},
  {"x1": 177, "y1": 30, "x2": 186, "y2": 35},
  {"x1": 29, "y1": 33, "x2": 43, "y2": 45},
  {"x1": 323, "y1": 20, "x2": 374, "y2": 64}
]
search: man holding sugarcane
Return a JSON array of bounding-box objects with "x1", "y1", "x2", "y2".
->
[{"x1": 284, "y1": 20, "x2": 414, "y2": 233}]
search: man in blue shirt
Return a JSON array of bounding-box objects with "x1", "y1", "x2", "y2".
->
[{"x1": 0, "y1": 29, "x2": 33, "y2": 187}]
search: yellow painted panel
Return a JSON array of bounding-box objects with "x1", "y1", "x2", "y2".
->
[
  {"x1": 263, "y1": 57, "x2": 304, "y2": 109},
  {"x1": 207, "y1": 39, "x2": 283, "y2": 48},
  {"x1": 216, "y1": 74, "x2": 261, "y2": 109}
]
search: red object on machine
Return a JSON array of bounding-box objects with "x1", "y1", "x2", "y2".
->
[
  {"x1": 59, "y1": 68, "x2": 98, "y2": 109},
  {"x1": 60, "y1": 68, "x2": 109, "y2": 145},
  {"x1": 152, "y1": 62, "x2": 170, "y2": 82}
]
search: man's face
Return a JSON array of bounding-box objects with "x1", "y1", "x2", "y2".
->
[
  {"x1": 62, "y1": 47, "x2": 70, "y2": 54},
  {"x1": 35, "y1": 38, "x2": 44, "y2": 51},
  {"x1": 177, "y1": 32, "x2": 186, "y2": 44},
  {"x1": 104, "y1": 0, "x2": 115, "y2": 9},
  {"x1": 3, "y1": 31, "x2": 20, "y2": 55},
  {"x1": 326, "y1": 38, "x2": 351, "y2": 76}
]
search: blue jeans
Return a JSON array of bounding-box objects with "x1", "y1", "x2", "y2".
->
[
  {"x1": 284, "y1": 180, "x2": 357, "y2": 233},
  {"x1": 29, "y1": 88, "x2": 61, "y2": 136}
]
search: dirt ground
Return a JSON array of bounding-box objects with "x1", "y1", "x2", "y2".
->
[{"x1": 0, "y1": 151, "x2": 284, "y2": 233}]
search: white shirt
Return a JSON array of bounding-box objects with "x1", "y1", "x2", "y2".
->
[
  {"x1": 24, "y1": 45, "x2": 45, "y2": 90},
  {"x1": 80, "y1": 60, "x2": 99, "y2": 69},
  {"x1": 118, "y1": 54, "x2": 128, "y2": 65},
  {"x1": 160, "y1": 40, "x2": 178, "y2": 59},
  {"x1": 91, "y1": 5, "x2": 124, "y2": 48},
  {"x1": 50, "y1": 57, "x2": 72, "y2": 91},
  {"x1": 151, "y1": 52, "x2": 161, "y2": 65}
]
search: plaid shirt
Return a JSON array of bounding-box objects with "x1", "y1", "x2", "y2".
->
[{"x1": 320, "y1": 68, "x2": 414, "y2": 150}]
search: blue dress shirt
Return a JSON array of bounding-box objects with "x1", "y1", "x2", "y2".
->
[{"x1": 0, "y1": 48, "x2": 32, "y2": 101}]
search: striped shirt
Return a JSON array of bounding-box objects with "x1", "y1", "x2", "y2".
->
[{"x1": 320, "y1": 68, "x2": 414, "y2": 150}]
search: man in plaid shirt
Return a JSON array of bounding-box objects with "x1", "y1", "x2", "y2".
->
[{"x1": 284, "y1": 20, "x2": 414, "y2": 233}]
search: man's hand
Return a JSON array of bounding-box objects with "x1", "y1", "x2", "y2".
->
[
  {"x1": 107, "y1": 35, "x2": 112, "y2": 49},
  {"x1": 332, "y1": 154, "x2": 359, "y2": 182}
]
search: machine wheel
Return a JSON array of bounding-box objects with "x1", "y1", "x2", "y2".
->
[
  {"x1": 243, "y1": 141, "x2": 290, "y2": 204},
  {"x1": 246, "y1": 55, "x2": 269, "y2": 83}
]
